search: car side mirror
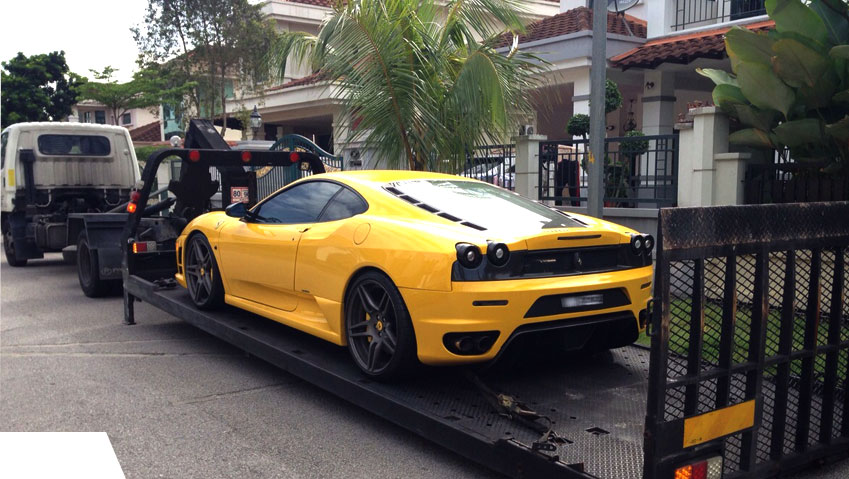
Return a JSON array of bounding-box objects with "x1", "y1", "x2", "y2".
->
[{"x1": 225, "y1": 202, "x2": 247, "y2": 218}]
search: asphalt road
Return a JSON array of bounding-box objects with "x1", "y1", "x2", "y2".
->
[{"x1": 1, "y1": 255, "x2": 847, "y2": 479}]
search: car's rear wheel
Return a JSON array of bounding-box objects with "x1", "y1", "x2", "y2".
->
[
  {"x1": 185, "y1": 234, "x2": 224, "y2": 310},
  {"x1": 345, "y1": 271, "x2": 417, "y2": 380},
  {"x1": 3, "y1": 222, "x2": 27, "y2": 267}
]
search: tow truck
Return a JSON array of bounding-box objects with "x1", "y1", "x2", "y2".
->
[{"x1": 116, "y1": 123, "x2": 849, "y2": 478}]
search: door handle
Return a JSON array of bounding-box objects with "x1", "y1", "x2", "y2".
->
[{"x1": 299, "y1": 227, "x2": 310, "y2": 233}]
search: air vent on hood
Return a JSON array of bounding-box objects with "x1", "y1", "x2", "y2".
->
[{"x1": 384, "y1": 186, "x2": 488, "y2": 231}]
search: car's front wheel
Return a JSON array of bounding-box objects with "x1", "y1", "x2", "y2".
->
[
  {"x1": 185, "y1": 234, "x2": 224, "y2": 310},
  {"x1": 345, "y1": 271, "x2": 417, "y2": 380}
]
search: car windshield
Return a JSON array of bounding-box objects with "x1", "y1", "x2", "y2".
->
[{"x1": 388, "y1": 179, "x2": 584, "y2": 231}]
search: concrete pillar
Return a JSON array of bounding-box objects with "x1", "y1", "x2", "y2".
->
[
  {"x1": 641, "y1": 71, "x2": 676, "y2": 136},
  {"x1": 572, "y1": 70, "x2": 591, "y2": 120},
  {"x1": 514, "y1": 133, "x2": 547, "y2": 199},
  {"x1": 675, "y1": 106, "x2": 747, "y2": 207}
]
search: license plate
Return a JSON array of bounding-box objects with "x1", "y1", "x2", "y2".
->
[{"x1": 562, "y1": 293, "x2": 604, "y2": 308}]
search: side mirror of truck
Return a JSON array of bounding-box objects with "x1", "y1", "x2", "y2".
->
[{"x1": 225, "y1": 202, "x2": 247, "y2": 218}]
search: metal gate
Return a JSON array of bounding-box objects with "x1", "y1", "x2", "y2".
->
[
  {"x1": 258, "y1": 134, "x2": 343, "y2": 198},
  {"x1": 645, "y1": 202, "x2": 849, "y2": 477}
]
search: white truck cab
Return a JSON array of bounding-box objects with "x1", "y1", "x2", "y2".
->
[{"x1": 1, "y1": 122, "x2": 140, "y2": 267}]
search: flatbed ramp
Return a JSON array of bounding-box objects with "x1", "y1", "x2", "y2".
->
[{"x1": 125, "y1": 276, "x2": 648, "y2": 479}]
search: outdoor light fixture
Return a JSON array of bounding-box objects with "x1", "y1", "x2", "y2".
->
[{"x1": 250, "y1": 105, "x2": 263, "y2": 139}]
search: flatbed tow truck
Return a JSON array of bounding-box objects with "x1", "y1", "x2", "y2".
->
[{"x1": 117, "y1": 124, "x2": 849, "y2": 478}]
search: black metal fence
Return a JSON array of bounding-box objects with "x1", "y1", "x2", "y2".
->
[
  {"x1": 538, "y1": 134, "x2": 678, "y2": 208},
  {"x1": 461, "y1": 143, "x2": 515, "y2": 191},
  {"x1": 744, "y1": 150, "x2": 849, "y2": 204},
  {"x1": 645, "y1": 202, "x2": 849, "y2": 478},
  {"x1": 672, "y1": 0, "x2": 766, "y2": 31}
]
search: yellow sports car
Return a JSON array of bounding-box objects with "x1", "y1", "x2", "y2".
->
[{"x1": 175, "y1": 171, "x2": 653, "y2": 379}]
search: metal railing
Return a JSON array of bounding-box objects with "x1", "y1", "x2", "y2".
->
[
  {"x1": 259, "y1": 134, "x2": 343, "y2": 199},
  {"x1": 672, "y1": 0, "x2": 766, "y2": 31},
  {"x1": 646, "y1": 202, "x2": 849, "y2": 477},
  {"x1": 538, "y1": 134, "x2": 678, "y2": 208},
  {"x1": 744, "y1": 149, "x2": 849, "y2": 204},
  {"x1": 461, "y1": 143, "x2": 516, "y2": 191}
]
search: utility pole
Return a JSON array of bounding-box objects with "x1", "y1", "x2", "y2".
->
[{"x1": 588, "y1": 0, "x2": 607, "y2": 218}]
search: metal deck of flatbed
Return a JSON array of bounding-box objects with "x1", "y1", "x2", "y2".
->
[{"x1": 125, "y1": 275, "x2": 650, "y2": 479}]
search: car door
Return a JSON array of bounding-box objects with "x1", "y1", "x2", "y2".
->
[{"x1": 217, "y1": 180, "x2": 342, "y2": 312}]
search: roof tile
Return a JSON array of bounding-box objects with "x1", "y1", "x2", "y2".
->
[
  {"x1": 496, "y1": 7, "x2": 646, "y2": 48},
  {"x1": 129, "y1": 121, "x2": 162, "y2": 143},
  {"x1": 611, "y1": 20, "x2": 774, "y2": 69}
]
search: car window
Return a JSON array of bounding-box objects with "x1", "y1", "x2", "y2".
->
[
  {"x1": 319, "y1": 187, "x2": 367, "y2": 222},
  {"x1": 37, "y1": 134, "x2": 111, "y2": 156},
  {"x1": 1, "y1": 131, "x2": 7, "y2": 168},
  {"x1": 253, "y1": 181, "x2": 341, "y2": 224}
]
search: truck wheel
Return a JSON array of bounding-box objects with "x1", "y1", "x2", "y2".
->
[
  {"x1": 77, "y1": 231, "x2": 119, "y2": 297},
  {"x1": 345, "y1": 271, "x2": 418, "y2": 380},
  {"x1": 3, "y1": 225, "x2": 27, "y2": 267},
  {"x1": 185, "y1": 234, "x2": 224, "y2": 310}
]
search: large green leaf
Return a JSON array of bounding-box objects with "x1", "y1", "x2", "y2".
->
[
  {"x1": 725, "y1": 27, "x2": 776, "y2": 73},
  {"x1": 729, "y1": 128, "x2": 776, "y2": 148},
  {"x1": 773, "y1": 118, "x2": 824, "y2": 146},
  {"x1": 697, "y1": 68, "x2": 738, "y2": 86},
  {"x1": 795, "y1": 70, "x2": 840, "y2": 109},
  {"x1": 826, "y1": 115, "x2": 849, "y2": 141},
  {"x1": 733, "y1": 104, "x2": 780, "y2": 131},
  {"x1": 771, "y1": 39, "x2": 830, "y2": 87},
  {"x1": 810, "y1": 0, "x2": 849, "y2": 45},
  {"x1": 712, "y1": 83, "x2": 747, "y2": 108},
  {"x1": 766, "y1": 0, "x2": 830, "y2": 46},
  {"x1": 736, "y1": 62, "x2": 795, "y2": 118},
  {"x1": 830, "y1": 45, "x2": 849, "y2": 59}
]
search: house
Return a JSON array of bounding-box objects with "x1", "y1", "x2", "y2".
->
[{"x1": 71, "y1": 100, "x2": 160, "y2": 132}]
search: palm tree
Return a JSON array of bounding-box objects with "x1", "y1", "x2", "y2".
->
[{"x1": 269, "y1": 0, "x2": 547, "y2": 171}]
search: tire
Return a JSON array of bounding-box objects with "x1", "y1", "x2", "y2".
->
[
  {"x1": 3, "y1": 221, "x2": 27, "y2": 267},
  {"x1": 184, "y1": 234, "x2": 224, "y2": 310},
  {"x1": 345, "y1": 271, "x2": 417, "y2": 380},
  {"x1": 77, "y1": 231, "x2": 119, "y2": 297}
]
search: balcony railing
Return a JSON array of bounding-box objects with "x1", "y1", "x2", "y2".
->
[{"x1": 672, "y1": 0, "x2": 766, "y2": 31}]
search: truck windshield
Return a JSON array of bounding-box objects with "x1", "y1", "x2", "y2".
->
[
  {"x1": 37, "y1": 135, "x2": 111, "y2": 156},
  {"x1": 387, "y1": 179, "x2": 585, "y2": 231}
]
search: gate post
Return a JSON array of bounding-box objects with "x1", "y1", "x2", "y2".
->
[{"x1": 513, "y1": 133, "x2": 546, "y2": 199}]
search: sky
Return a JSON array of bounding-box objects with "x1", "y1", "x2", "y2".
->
[{"x1": 0, "y1": 0, "x2": 150, "y2": 82}]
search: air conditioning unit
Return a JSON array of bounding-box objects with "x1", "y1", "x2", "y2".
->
[{"x1": 519, "y1": 124, "x2": 535, "y2": 136}]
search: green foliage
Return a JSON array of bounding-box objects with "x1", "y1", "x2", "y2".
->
[
  {"x1": 566, "y1": 80, "x2": 622, "y2": 137},
  {"x1": 620, "y1": 130, "x2": 649, "y2": 157},
  {"x1": 134, "y1": 145, "x2": 165, "y2": 163},
  {"x1": 566, "y1": 114, "x2": 590, "y2": 138},
  {"x1": 78, "y1": 66, "x2": 194, "y2": 126},
  {"x1": 1, "y1": 51, "x2": 84, "y2": 127},
  {"x1": 268, "y1": 0, "x2": 548, "y2": 171},
  {"x1": 133, "y1": 0, "x2": 277, "y2": 134},
  {"x1": 698, "y1": 0, "x2": 849, "y2": 172},
  {"x1": 604, "y1": 79, "x2": 623, "y2": 115}
]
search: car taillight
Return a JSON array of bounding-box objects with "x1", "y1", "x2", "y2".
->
[
  {"x1": 132, "y1": 241, "x2": 157, "y2": 254},
  {"x1": 674, "y1": 456, "x2": 722, "y2": 479}
]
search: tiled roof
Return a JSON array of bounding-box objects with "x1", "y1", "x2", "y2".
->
[
  {"x1": 283, "y1": 0, "x2": 558, "y2": 5},
  {"x1": 496, "y1": 7, "x2": 646, "y2": 48},
  {"x1": 267, "y1": 71, "x2": 328, "y2": 91},
  {"x1": 611, "y1": 20, "x2": 774, "y2": 70},
  {"x1": 129, "y1": 121, "x2": 161, "y2": 142}
]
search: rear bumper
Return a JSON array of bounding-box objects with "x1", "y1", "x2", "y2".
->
[{"x1": 400, "y1": 265, "x2": 653, "y2": 365}]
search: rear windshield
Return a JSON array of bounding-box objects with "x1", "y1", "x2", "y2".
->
[
  {"x1": 388, "y1": 179, "x2": 584, "y2": 230},
  {"x1": 37, "y1": 134, "x2": 111, "y2": 156}
]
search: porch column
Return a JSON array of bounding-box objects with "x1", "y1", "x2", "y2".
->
[
  {"x1": 572, "y1": 69, "x2": 591, "y2": 121},
  {"x1": 514, "y1": 133, "x2": 547, "y2": 199},
  {"x1": 641, "y1": 71, "x2": 676, "y2": 136}
]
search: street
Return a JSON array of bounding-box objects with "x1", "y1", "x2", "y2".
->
[
  {"x1": 1, "y1": 255, "x2": 847, "y2": 478},
  {"x1": 0, "y1": 255, "x2": 497, "y2": 478}
]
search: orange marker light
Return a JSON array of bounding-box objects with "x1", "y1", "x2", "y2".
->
[
  {"x1": 188, "y1": 150, "x2": 201, "y2": 162},
  {"x1": 241, "y1": 151, "x2": 252, "y2": 162},
  {"x1": 126, "y1": 202, "x2": 137, "y2": 213},
  {"x1": 290, "y1": 152, "x2": 300, "y2": 163}
]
